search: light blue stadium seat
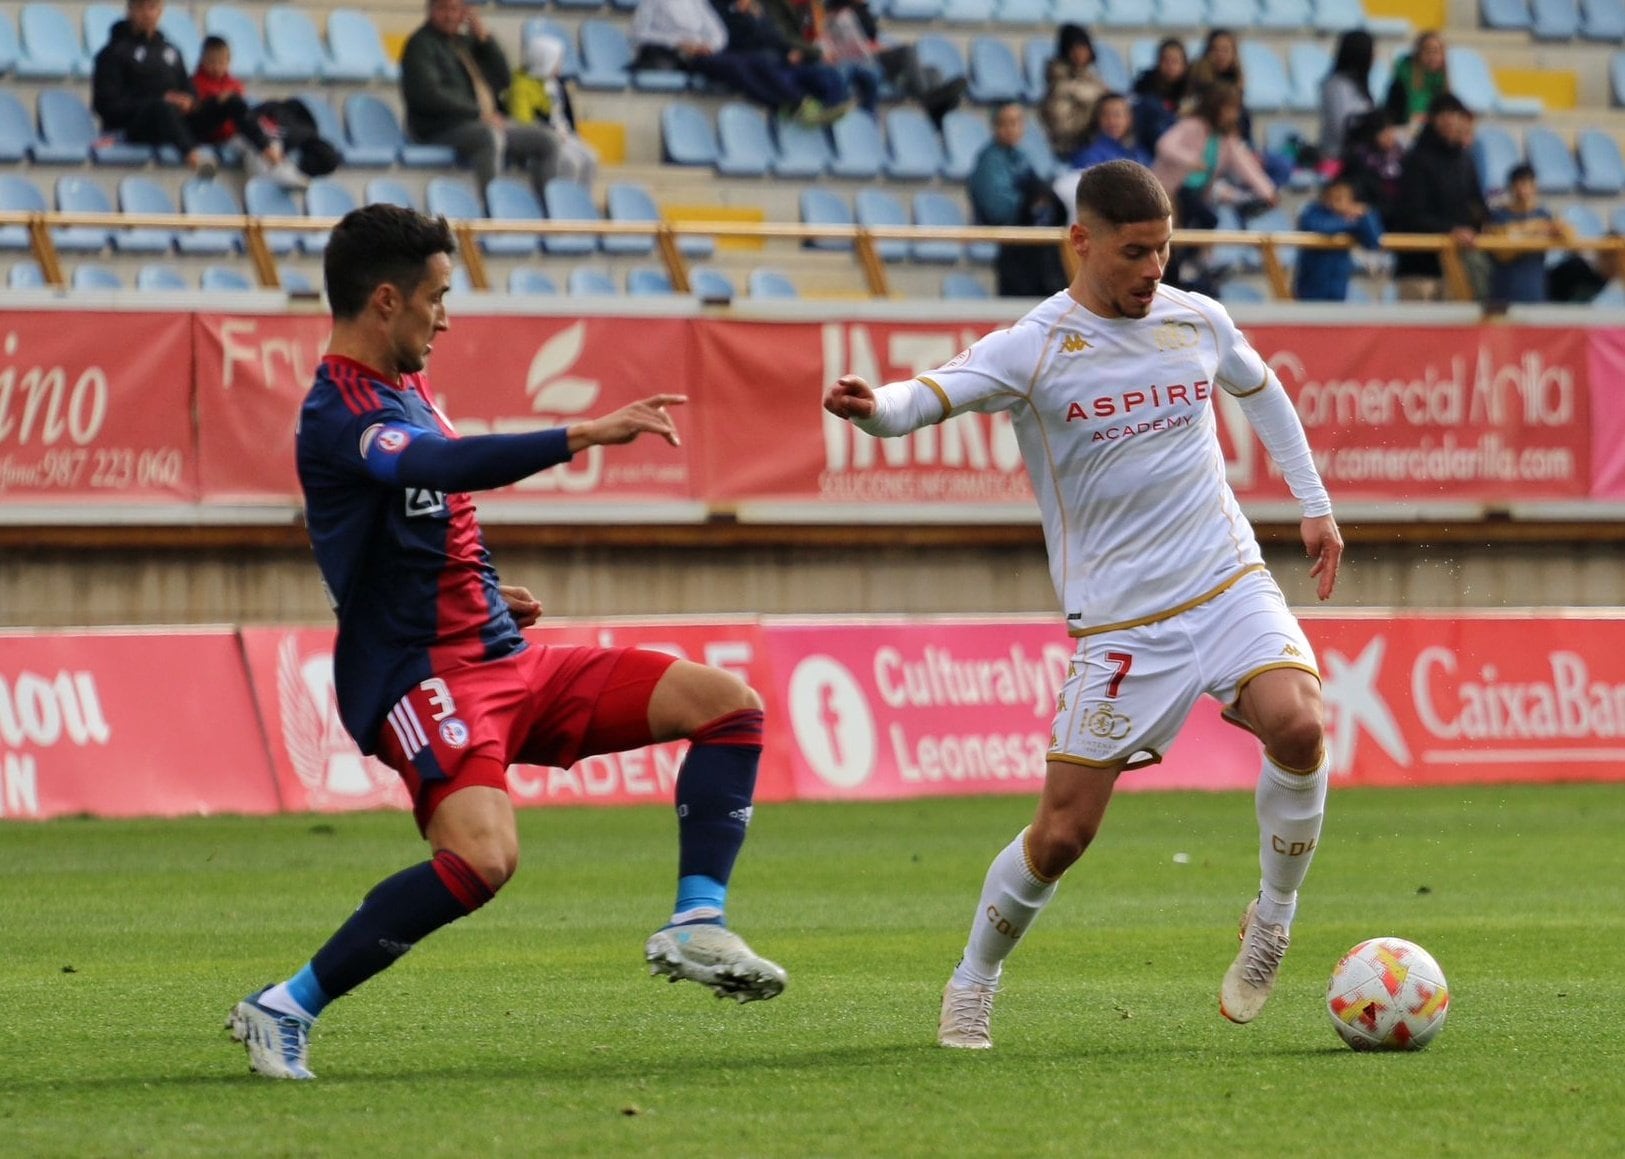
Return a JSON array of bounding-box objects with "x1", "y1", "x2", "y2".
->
[
  {"x1": 1525, "y1": 127, "x2": 1578, "y2": 193},
  {"x1": 279, "y1": 266, "x2": 316, "y2": 294},
  {"x1": 1093, "y1": 41, "x2": 1129, "y2": 93},
  {"x1": 364, "y1": 177, "x2": 418, "y2": 210},
  {"x1": 180, "y1": 179, "x2": 244, "y2": 254},
  {"x1": 968, "y1": 37, "x2": 1024, "y2": 104},
  {"x1": 1450, "y1": 47, "x2": 1541, "y2": 116},
  {"x1": 425, "y1": 177, "x2": 485, "y2": 224},
  {"x1": 0, "y1": 92, "x2": 39, "y2": 162},
  {"x1": 1578, "y1": 130, "x2": 1625, "y2": 195},
  {"x1": 328, "y1": 9, "x2": 397, "y2": 82},
  {"x1": 1612, "y1": 53, "x2": 1625, "y2": 107},
  {"x1": 1287, "y1": 42, "x2": 1330, "y2": 113},
  {"x1": 508, "y1": 267, "x2": 559, "y2": 294},
  {"x1": 627, "y1": 266, "x2": 674, "y2": 295},
  {"x1": 201, "y1": 265, "x2": 253, "y2": 291},
  {"x1": 264, "y1": 7, "x2": 333, "y2": 82},
  {"x1": 716, "y1": 102, "x2": 774, "y2": 177},
  {"x1": 496, "y1": 0, "x2": 553, "y2": 9},
  {"x1": 1208, "y1": 0, "x2": 1261, "y2": 25},
  {"x1": 662, "y1": 102, "x2": 718, "y2": 166},
  {"x1": 541, "y1": 176, "x2": 602, "y2": 255},
  {"x1": 520, "y1": 17, "x2": 579, "y2": 80},
  {"x1": 302, "y1": 177, "x2": 354, "y2": 254},
  {"x1": 159, "y1": 6, "x2": 202, "y2": 71},
  {"x1": 72, "y1": 263, "x2": 122, "y2": 290},
  {"x1": 9, "y1": 260, "x2": 46, "y2": 288},
  {"x1": 1562, "y1": 202, "x2": 1606, "y2": 239},
  {"x1": 913, "y1": 35, "x2": 966, "y2": 87},
  {"x1": 855, "y1": 188, "x2": 909, "y2": 263},
  {"x1": 1220, "y1": 281, "x2": 1266, "y2": 304},
  {"x1": 1530, "y1": 0, "x2": 1581, "y2": 38},
  {"x1": 1312, "y1": 0, "x2": 1409, "y2": 34},
  {"x1": 911, "y1": 191, "x2": 970, "y2": 264},
  {"x1": 942, "y1": 271, "x2": 990, "y2": 298},
  {"x1": 1482, "y1": 0, "x2": 1532, "y2": 28},
  {"x1": 482, "y1": 176, "x2": 545, "y2": 256},
  {"x1": 991, "y1": 0, "x2": 1047, "y2": 23},
  {"x1": 1158, "y1": 0, "x2": 1208, "y2": 26},
  {"x1": 1582, "y1": 0, "x2": 1625, "y2": 39},
  {"x1": 137, "y1": 263, "x2": 188, "y2": 290},
  {"x1": 1100, "y1": 0, "x2": 1145, "y2": 25},
  {"x1": 347, "y1": 94, "x2": 456, "y2": 168},
  {"x1": 1238, "y1": 41, "x2": 1290, "y2": 112},
  {"x1": 19, "y1": 3, "x2": 91, "y2": 79},
  {"x1": 942, "y1": 0, "x2": 995, "y2": 18},
  {"x1": 690, "y1": 266, "x2": 735, "y2": 301},
  {"x1": 774, "y1": 119, "x2": 832, "y2": 179},
  {"x1": 603, "y1": 181, "x2": 658, "y2": 257},
  {"x1": 1050, "y1": 0, "x2": 1105, "y2": 18},
  {"x1": 1018, "y1": 108, "x2": 1057, "y2": 181},
  {"x1": 1245, "y1": 206, "x2": 1296, "y2": 269},
  {"x1": 83, "y1": 4, "x2": 119, "y2": 59},
  {"x1": 888, "y1": 0, "x2": 946, "y2": 20},
  {"x1": 117, "y1": 176, "x2": 180, "y2": 252},
  {"x1": 0, "y1": 175, "x2": 47, "y2": 250},
  {"x1": 554, "y1": 0, "x2": 606, "y2": 12},
  {"x1": 205, "y1": 6, "x2": 267, "y2": 79},
  {"x1": 1264, "y1": 120, "x2": 1315, "y2": 189},
  {"x1": 747, "y1": 268, "x2": 797, "y2": 298},
  {"x1": 1020, "y1": 38, "x2": 1048, "y2": 102},
  {"x1": 568, "y1": 266, "x2": 617, "y2": 295},
  {"x1": 830, "y1": 109, "x2": 883, "y2": 179},
  {"x1": 1257, "y1": 0, "x2": 1313, "y2": 28},
  {"x1": 941, "y1": 109, "x2": 990, "y2": 181},
  {"x1": 1471, "y1": 123, "x2": 1522, "y2": 194},
  {"x1": 296, "y1": 91, "x2": 347, "y2": 150},
  {"x1": 579, "y1": 20, "x2": 630, "y2": 91},
  {"x1": 801, "y1": 187, "x2": 854, "y2": 252},
  {"x1": 0, "y1": 11, "x2": 20, "y2": 75},
  {"x1": 39, "y1": 89, "x2": 149, "y2": 165},
  {"x1": 884, "y1": 106, "x2": 945, "y2": 180},
  {"x1": 54, "y1": 175, "x2": 113, "y2": 253},
  {"x1": 243, "y1": 175, "x2": 301, "y2": 255}
]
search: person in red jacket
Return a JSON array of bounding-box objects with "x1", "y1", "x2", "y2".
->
[{"x1": 193, "y1": 34, "x2": 307, "y2": 188}]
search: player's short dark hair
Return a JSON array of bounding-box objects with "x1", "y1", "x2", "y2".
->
[
  {"x1": 1427, "y1": 91, "x2": 1472, "y2": 119},
  {"x1": 324, "y1": 204, "x2": 456, "y2": 320},
  {"x1": 201, "y1": 34, "x2": 229, "y2": 54},
  {"x1": 1075, "y1": 160, "x2": 1172, "y2": 227},
  {"x1": 1507, "y1": 162, "x2": 1535, "y2": 185}
]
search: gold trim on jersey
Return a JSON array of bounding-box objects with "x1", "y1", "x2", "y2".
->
[
  {"x1": 1226, "y1": 370, "x2": 1270, "y2": 397},
  {"x1": 917, "y1": 375, "x2": 953, "y2": 421},
  {"x1": 1269, "y1": 748, "x2": 1328, "y2": 775},
  {"x1": 1066, "y1": 564, "x2": 1265, "y2": 637},
  {"x1": 1220, "y1": 662, "x2": 1323, "y2": 736},
  {"x1": 1046, "y1": 750, "x2": 1164, "y2": 771}
]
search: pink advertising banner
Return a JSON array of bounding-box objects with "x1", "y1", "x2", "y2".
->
[{"x1": 1585, "y1": 328, "x2": 1625, "y2": 500}]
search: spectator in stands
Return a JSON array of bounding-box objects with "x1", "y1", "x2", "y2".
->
[
  {"x1": 91, "y1": 0, "x2": 228, "y2": 176},
  {"x1": 1051, "y1": 93, "x2": 1149, "y2": 224},
  {"x1": 1487, "y1": 163, "x2": 1574, "y2": 304},
  {"x1": 715, "y1": 0, "x2": 851, "y2": 124},
  {"x1": 1319, "y1": 29, "x2": 1374, "y2": 160},
  {"x1": 1293, "y1": 176, "x2": 1383, "y2": 301},
  {"x1": 968, "y1": 102, "x2": 1067, "y2": 297},
  {"x1": 1389, "y1": 92, "x2": 1488, "y2": 301},
  {"x1": 813, "y1": 0, "x2": 964, "y2": 124},
  {"x1": 1338, "y1": 108, "x2": 1403, "y2": 219},
  {"x1": 190, "y1": 35, "x2": 308, "y2": 189},
  {"x1": 401, "y1": 0, "x2": 562, "y2": 198},
  {"x1": 505, "y1": 33, "x2": 598, "y2": 187},
  {"x1": 1188, "y1": 30, "x2": 1249, "y2": 138},
  {"x1": 1131, "y1": 37, "x2": 1188, "y2": 156},
  {"x1": 1039, "y1": 24, "x2": 1107, "y2": 162},
  {"x1": 1384, "y1": 30, "x2": 1449, "y2": 128}
]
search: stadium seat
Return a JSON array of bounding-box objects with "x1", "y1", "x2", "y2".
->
[
  {"x1": 1530, "y1": 0, "x2": 1581, "y2": 38},
  {"x1": 909, "y1": 191, "x2": 967, "y2": 264},
  {"x1": 800, "y1": 187, "x2": 854, "y2": 251},
  {"x1": 968, "y1": 38, "x2": 1025, "y2": 105},
  {"x1": 482, "y1": 177, "x2": 545, "y2": 256},
  {"x1": 0, "y1": 11, "x2": 20, "y2": 76},
  {"x1": 243, "y1": 175, "x2": 301, "y2": 256},
  {"x1": 993, "y1": 0, "x2": 1046, "y2": 22},
  {"x1": 1209, "y1": 0, "x2": 1263, "y2": 25},
  {"x1": 0, "y1": 175, "x2": 46, "y2": 250},
  {"x1": 602, "y1": 181, "x2": 658, "y2": 257},
  {"x1": 83, "y1": 3, "x2": 118, "y2": 59},
  {"x1": 578, "y1": 20, "x2": 630, "y2": 91},
  {"x1": 829, "y1": 109, "x2": 884, "y2": 179},
  {"x1": 1449, "y1": 47, "x2": 1541, "y2": 116},
  {"x1": 295, "y1": 91, "x2": 347, "y2": 150},
  {"x1": 567, "y1": 266, "x2": 617, "y2": 295},
  {"x1": 38, "y1": 89, "x2": 150, "y2": 165},
  {"x1": 204, "y1": 6, "x2": 267, "y2": 79},
  {"x1": 541, "y1": 177, "x2": 602, "y2": 256},
  {"x1": 942, "y1": 0, "x2": 994, "y2": 18},
  {"x1": 888, "y1": 0, "x2": 946, "y2": 20},
  {"x1": 1048, "y1": 0, "x2": 1105, "y2": 16},
  {"x1": 10, "y1": 260, "x2": 47, "y2": 288},
  {"x1": 424, "y1": 177, "x2": 485, "y2": 226},
  {"x1": 1100, "y1": 0, "x2": 1145, "y2": 26},
  {"x1": 627, "y1": 266, "x2": 675, "y2": 295},
  {"x1": 0, "y1": 92, "x2": 39, "y2": 162},
  {"x1": 1562, "y1": 202, "x2": 1606, "y2": 240},
  {"x1": 364, "y1": 177, "x2": 418, "y2": 210},
  {"x1": 942, "y1": 271, "x2": 990, "y2": 298},
  {"x1": 136, "y1": 263, "x2": 188, "y2": 290},
  {"x1": 1093, "y1": 40, "x2": 1130, "y2": 93},
  {"x1": 1220, "y1": 281, "x2": 1267, "y2": 304},
  {"x1": 327, "y1": 9, "x2": 398, "y2": 82},
  {"x1": 854, "y1": 188, "x2": 909, "y2": 263},
  {"x1": 1471, "y1": 124, "x2": 1522, "y2": 194},
  {"x1": 180, "y1": 178, "x2": 244, "y2": 254},
  {"x1": 1525, "y1": 128, "x2": 1578, "y2": 194},
  {"x1": 913, "y1": 36, "x2": 966, "y2": 87},
  {"x1": 1312, "y1": 0, "x2": 1409, "y2": 34},
  {"x1": 941, "y1": 109, "x2": 991, "y2": 182},
  {"x1": 554, "y1": 0, "x2": 606, "y2": 12},
  {"x1": 263, "y1": 7, "x2": 333, "y2": 82},
  {"x1": 661, "y1": 103, "x2": 718, "y2": 166},
  {"x1": 1158, "y1": 0, "x2": 1207, "y2": 26},
  {"x1": 1019, "y1": 108, "x2": 1057, "y2": 181},
  {"x1": 1613, "y1": 53, "x2": 1625, "y2": 107},
  {"x1": 1482, "y1": 0, "x2": 1532, "y2": 28},
  {"x1": 1577, "y1": 130, "x2": 1625, "y2": 195},
  {"x1": 773, "y1": 119, "x2": 832, "y2": 179},
  {"x1": 72, "y1": 263, "x2": 122, "y2": 290},
  {"x1": 690, "y1": 266, "x2": 735, "y2": 301},
  {"x1": 747, "y1": 268, "x2": 797, "y2": 298},
  {"x1": 884, "y1": 107, "x2": 946, "y2": 180},
  {"x1": 18, "y1": 3, "x2": 91, "y2": 79},
  {"x1": 716, "y1": 103, "x2": 774, "y2": 178},
  {"x1": 508, "y1": 267, "x2": 560, "y2": 294},
  {"x1": 1581, "y1": 0, "x2": 1625, "y2": 39},
  {"x1": 278, "y1": 266, "x2": 316, "y2": 294},
  {"x1": 1238, "y1": 41, "x2": 1291, "y2": 113},
  {"x1": 54, "y1": 175, "x2": 113, "y2": 253},
  {"x1": 1287, "y1": 43, "x2": 1331, "y2": 113},
  {"x1": 1244, "y1": 206, "x2": 1297, "y2": 269},
  {"x1": 302, "y1": 177, "x2": 355, "y2": 254},
  {"x1": 1264, "y1": 121, "x2": 1316, "y2": 189},
  {"x1": 519, "y1": 18, "x2": 579, "y2": 79},
  {"x1": 117, "y1": 176, "x2": 180, "y2": 252},
  {"x1": 201, "y1": 265, "x2": 253, "y2": 291},
  {"x1": 346, "y1": 94, "x2": 456, "y2": 168},
  {"x1": 1021, "y1": 38, "x2": 1049, "y2": 103},
  {"x1": 1257, "y1": 0, "x2": 1314, "y2": 28},
  {"x1": 158, "y1": 5, "x2": 202, "y2": 71}
]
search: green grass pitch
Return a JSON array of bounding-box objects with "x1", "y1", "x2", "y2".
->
[{"x1": 1, "y1": 784, "x2": 1622, "y2": 1157}]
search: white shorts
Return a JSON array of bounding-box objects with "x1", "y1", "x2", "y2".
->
[{"x1": 1048, "y1": 570, "x2": 1318, "y2": 771}]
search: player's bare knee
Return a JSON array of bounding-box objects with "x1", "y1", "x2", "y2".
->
[
  {"x1": 1264, "y1": 713, "x2": 1326, "y2": 772},
  {"x1": 463, "y1": 844, "x2": 519, "y2": 892},
  {"x1": 1028, "y1": 819, "x2": 1092, "y2": 879}
]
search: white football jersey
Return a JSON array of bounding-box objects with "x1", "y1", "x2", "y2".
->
[{"x1": 915, "y1": 284, "x2": 1271, "y2": 636}]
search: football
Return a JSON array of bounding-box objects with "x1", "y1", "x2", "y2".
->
[{"x1": 1325, "y1": 937, "x2": 1451, "y2": 1051}]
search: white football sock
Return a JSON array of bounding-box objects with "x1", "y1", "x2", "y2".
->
[
  {"x1": 1254, "y1": 750, "x2": 1329, "y2": 930},
  {"x1": 951, "y1": 828, "x2": 1058, "y2": 988},
  {"x1": 258, "y1": 981, "x2": 316, "y2": 1023}
]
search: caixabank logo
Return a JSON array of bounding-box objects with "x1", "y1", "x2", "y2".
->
[{"x1": 275, "y1": 636, "x2": 409, "y2": 811}]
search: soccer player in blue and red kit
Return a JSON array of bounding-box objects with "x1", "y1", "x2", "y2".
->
[{"x1": 227, "y1": 205, "x2": 786, "y2": 1080}]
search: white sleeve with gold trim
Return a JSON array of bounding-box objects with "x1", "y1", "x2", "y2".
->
[
  {"x1": 915, "y1": 325, "x2": 1036, "y2": 418},
  {"x1": 1206, "y1": 301, "x2": 1269, "y2": 398}
]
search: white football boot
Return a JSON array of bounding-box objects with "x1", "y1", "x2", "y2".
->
[
  {"x1": 644, "y1": 924, "x2": 787, "y2": 1003},
  {"x1": 1219, "y1": 898, "x2": 1291, "y2": 1024},
  {"x1": 226, "y1": 987, "x2": 315, "y2": 1079},
  {"x1": 938, "y1": 980, "x2": 997, "y2": 1049}
]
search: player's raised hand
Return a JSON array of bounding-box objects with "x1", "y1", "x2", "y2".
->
[
  {"x1": 568, "y1": 394, "x2": 687, "y2": 450},
  {"x1": 824, "y1": 375, "x2": 877, "y2": 420},
  {"x1": 1302, "y1": 514, "x2": 1344, "y2": 601},
  {"x1": 499, "y1": 584, "x2": 542, "y2": 628}
]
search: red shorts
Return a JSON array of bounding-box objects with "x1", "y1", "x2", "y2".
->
[{"x1": 375, "y1": 645, "x2": 679, "y2": 833}]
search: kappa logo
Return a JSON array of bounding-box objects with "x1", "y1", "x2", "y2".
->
[
  {"x1": 439, "y1": 718, "x2": 470, "y2": 748},
  {"x1": 404, "y1": 487, "x2": 447, "y2": 517},
  {"x1": 1154, "y1": 321, "x2": 1200, "y2": 351},
  {"x1": 1282, "y1": 643, "x2": 1306, "y2": 658},
  {"x1": 1059, "y1": 334, "x2": 1092, "y2": 355},
  {"x1": 1082, "y1": 702, "x2": 1133, "y2": 741}
]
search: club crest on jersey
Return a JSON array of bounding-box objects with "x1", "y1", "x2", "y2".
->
[
  {"x1": 376, "y1": 428, "x2": 410, "y2": 453},
  {"x1": 439, "y1": 718, "x2": 470, "y2": 748},
  {"x1": 404, "y1": 488, "x2": 447, "y2": 517},
  {"x1": 1082, "y1": 703, "x2": 1133, "y2": 741},
  {"x1": 1154, "y1": 321, "x2": 1199, "y2": 351}
]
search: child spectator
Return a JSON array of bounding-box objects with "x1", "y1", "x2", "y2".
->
[
  {"x1": 1052, "y1": 93, "x2": 1150, "y2": 224},
  {"x1": 1131, "y1": 38, "x2": 1188, "y2": 156},
  {"x1": 1487, "y1": 163, "x2": 1574, "y2": 304},
  {"x1": 505, "y1": 33, "x2": 599, "y2": 186},
  {"x1": 193, "y1": 35, "x2": 306, "y2": 188},
  {"x1": 1293, "y1": 176, "x2": 1383, "y2": 301}
]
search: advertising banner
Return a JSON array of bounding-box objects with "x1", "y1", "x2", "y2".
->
[
  {"x1": 0, "y1": 312, "x2": 197, "y2": 506},
  {"x1": 1585, "y1": 328, "x2": 1625, "y2": 499},
  {"x1": 0, "y1": 630, "x2": 278, "y2": 820}
]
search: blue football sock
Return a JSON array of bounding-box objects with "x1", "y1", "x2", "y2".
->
[{"x1": 671, "y1": 710, "x2": 763, "y2": 924}]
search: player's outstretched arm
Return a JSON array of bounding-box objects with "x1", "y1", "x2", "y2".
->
[
  {"x1": 823, "y1": 375, "x2": 878, "y2": 420},
  {"x1": 567, "y1": 394, "x2": 687, "y2": 451},
  {"x1": 1302, "y1": 514, "x2": 1343, "y2": 602},
  {"x1": 823, "y1": 374, "x2": 947, "y2": 437}
]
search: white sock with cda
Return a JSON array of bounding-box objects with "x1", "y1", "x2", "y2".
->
[
  {"x1": 951, "y1": 828, "x2": 1058, "y2": 988},
  {"x1": 1253, "y1": 751, "x2": 1329, "y2": 929}
]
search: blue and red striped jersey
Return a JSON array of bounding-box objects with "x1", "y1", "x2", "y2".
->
[{"x1": 296, "y1": 355, "x2": 525, "y2": 754}]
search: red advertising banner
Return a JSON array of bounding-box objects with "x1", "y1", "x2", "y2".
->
[
  {"x1": 0, "y1": 629, "x2": 278, "y2": 820},
  {"x1": 0, "y1": 312, "x2": 197, "y2": 505},
  {"x1": 1585, "y1": 328, "x2": 1625, "y2": 499},
  {"x1": 240, "y1": 620, "x2": 793, "y2": 814}
]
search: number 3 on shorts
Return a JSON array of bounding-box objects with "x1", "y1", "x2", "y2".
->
[{"x1": 1105, "y1": 652, "x2": 1133, "y2": 699}]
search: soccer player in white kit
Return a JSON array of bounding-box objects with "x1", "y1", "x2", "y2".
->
[{"x1": 823, "y1": 160, "x2": 1344, "y2": 1049}]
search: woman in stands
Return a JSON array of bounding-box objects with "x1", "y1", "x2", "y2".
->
[
  {"x1": 1131, "y1": 37, "x2": 1188, "y2": 156},
  {"x1": 1040, "y1": 24, "x2": 1108, "y2": 162},
  {"x1": 1319, "y1": 29, "x2": 1375, "y2": 160},
  {"x1": 1051, "y1": 92, "x2": 1149, "y2": 224},
  {"x1": 1384, "y1": 30, "x2": 1450, "y2": 127},
  {"x1": 1188, "y1": 29, "x2": 1255, "y2": 145}
]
